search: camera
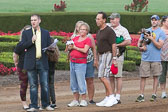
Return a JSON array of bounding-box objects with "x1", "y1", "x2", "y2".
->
[
  {"x1": 139, "y1": 28, "x2": 151, "y2": 47},
  {"x1": 141, "y1": 28, "x2": 151, "y2": 44}
]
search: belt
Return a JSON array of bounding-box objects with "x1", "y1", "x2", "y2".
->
[
  {"x1": 99, "y1": 51, "x2": 111, "y2": 55},
  {"x1": 71, "y1": 57, "x2": 86, "y2": 60}
]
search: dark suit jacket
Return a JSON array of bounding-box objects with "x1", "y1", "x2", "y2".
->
[{"x1": 21, "y1": 28, "x2": 51, "y2": 70}]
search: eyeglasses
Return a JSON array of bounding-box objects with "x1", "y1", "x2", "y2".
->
[{"x1": 80, "y1": 29, "x2": 87, "y2": 31}]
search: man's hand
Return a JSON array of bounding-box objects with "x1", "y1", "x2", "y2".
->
[
  {"x1": 139, "y1": 46, "x2": 147, "y2": 52},
  {"x1": 32, "y1": 35, "x2": 37, "y2": 43},
  {"x1": 68, "y1": 44, "x2": 74, "y2": 51},
  {"x1": 112, "y1": 59, "x2": 117, "y2": 67}
]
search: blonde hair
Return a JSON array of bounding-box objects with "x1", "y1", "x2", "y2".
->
[
  {"x1": 73, "y1": 21, "x2": 85, "y2": 35},
  {"x1": 79, "y1": 22, "x2": 90, "y2": 33}
]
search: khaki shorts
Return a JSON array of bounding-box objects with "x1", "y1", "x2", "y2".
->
[
  {"x1": 110, "y1": 61, "x2": 123, "y2": 77},
  {"x1": 98, "y1": 52, "x2": 112, "y2": 78},
  {"x1": 139, "y1": 61, "x2": 162, "y2": 77}
]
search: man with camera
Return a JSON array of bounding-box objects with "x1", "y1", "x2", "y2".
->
[{"x1": 136, "y1": 15, "x2": 166, "y2": 102}]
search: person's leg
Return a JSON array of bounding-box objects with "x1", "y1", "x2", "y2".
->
[
  {"x1": 86, "y1": 78, "x2": 94, "y2": 101},
  {"x1": 70, "y1": 62, "x2": 80, "y2": 101},
  {"x1": 27, "y1": 70, "x2": 38, "y2": 109},
  {"x1": 100, "y1": 77, "x2": 112, "y2": 96},
  {"x1": 115, "y1": 61, "x2": 123, "y2": 101},
  {"x1": 153, "y1": 76, "x2": 158, "y2": 94},
  {"x1": 109, "y1": 76, "x2": 115, "y2": 94},
  {"x1": 48, "y1": 61, "x2": 56, "y2": 105},
  {"x1": 37, "y1": 60, "x2": 50, "y2": 108},
  {"x1": 75, "y1": 63, "x2": 87, "y2": 100},
  {"x1": 85, "y1": 60, "x2": 95, "y2": 102},
  {"x1": 18, "y1": 68, "x2": 29, "y2": 109},
  {"x1": 140, "y1": 77, "x2": 146, "y2": 95},
  {"x1": 159, "y1": 61, "x2": 167, "y2": 98}
]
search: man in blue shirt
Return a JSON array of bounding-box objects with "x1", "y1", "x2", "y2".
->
[{"x1": 136, "y1": 15, "x2": 166, "y2": 102}]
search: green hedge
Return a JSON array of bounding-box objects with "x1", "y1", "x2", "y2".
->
[
  {"x1": 0, "y1": 12, "x2": 167, "y2": 33},
  {"x1": 0, "y1": 35, "x2": 19, "y2": 42},
  {"x1": 0, "y1": 42, "x2": 17, "y2": 52},
  {"x1": 123, "y1": 60, "x2": 136, "y2": 72}
]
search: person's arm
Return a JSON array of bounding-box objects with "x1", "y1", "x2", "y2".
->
[
  {"x1": 13, "y1": 52, "x2": 18, "y2": 69},
  {"x1": 73, "y1": 44, "x2": 90, "y2": 53},
  {"x1": 138, "y1": 36, "x2": 147, "y2": 52},
  {"x1": 89, "y1": 35, "x2": 98, "y2": 68},
  {"x1": 112, "y1": 43, "x2": 117, "y2": 67},
  {"x1": 117, "y1": 29, "x2": 131, "y2": 47},
  {"x1": 146, "y1": 34, "x2": 164, "y2": 49}
]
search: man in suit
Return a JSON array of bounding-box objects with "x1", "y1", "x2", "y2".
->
[{"x1": 21, "y1": 14, "x2": 54, "y2": 111}]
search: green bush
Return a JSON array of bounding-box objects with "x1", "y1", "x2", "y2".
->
[
  {"x1": 0, "y1": 12, "x2": 167, "y2": 33},
  {"x1": 0, "y1": 35, "x2": 19, "y2": 42},
  {"x1": 125, "y1": 49, "x2": 141, "y2": 65},
  {"x1": 0, "y1": 42, "x2": 17, "y2": 52},
  {"x1": 0, "y1": 52, "x2": 14, "y2": 67},
  {"x1": 123, "y1": 60, "x2": 136, "y2": 71}
]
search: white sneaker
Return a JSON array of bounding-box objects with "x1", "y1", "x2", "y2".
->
[
  {"x1": 80, "y1": 100, "x2": 88, "y2": 107},
  {"x1": 104, "y1": 96, "x2": 118, "y2": 107},
  {"x1": 46, "y1": 106, "x2": 54, "y2": 111},
  {"x1": 96, "y1": 96, "x2": 109, "y2": 107},
  {"x1": 67, "y1": 100, "x2": 79, "y2": 107},
  {"x1": 39, "y1": 106, "x2": 54, "y2": 111},
  {"x1": 27, "y1": 108, "x2": 37, "y2": 112},
  {"x1": 161, "y1": 92, "x2": 167, "y2": 99}
]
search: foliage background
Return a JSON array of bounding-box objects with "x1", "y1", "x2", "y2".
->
[{"x1": 0, "y1": 0, "x2": 167, "y2": 13}]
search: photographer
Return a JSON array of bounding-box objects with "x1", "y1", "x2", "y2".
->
[{"x1": 136, "y1": 15, "x2": 166, "y2": 102}]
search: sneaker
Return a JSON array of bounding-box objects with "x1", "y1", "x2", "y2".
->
[
  {"x1": 26, "y1": 108, "x2": 37, "y2": 112},
  {"x1": 39, "y1": 106, "x2": 54, "y2": 111},
  {"x1": 80, "y1": 100, "x2": 88, "y2": 107},
  {"x1": 96, "y1": 97, "x2": 109, "y2": 107},
  {"x1": 89, "y1": 100, "x2": 96, "y2": 104},
  {"x1": 161, "y1": 92, "x2": 167, "y2": 99},
  {"x1": 50, "y1": 104, "x2": 58, "y2": 109},
  {"x1": 104, "y1": 96, "x2": 118, "y2": 107},
  {"x1": 117, "y1": 100, "x2": 121, "y2": 104},
  {"x1": 136, "y1": 95, "x2": 145, "y2": 102},
  {"x1": 67, "y1": 100, "x2": 79, "y2": 107},
  {"x1": 150, "y1": 95, "x2": 157, "y2": 101}
]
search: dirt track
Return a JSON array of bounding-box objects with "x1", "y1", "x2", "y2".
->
[{"x1": 1, "y1": 70, "x2": 168, "y2": 112}]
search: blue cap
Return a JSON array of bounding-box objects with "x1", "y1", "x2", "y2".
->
[{"x1": 151, "y1": 15, "x2": 160, "y2": 20}]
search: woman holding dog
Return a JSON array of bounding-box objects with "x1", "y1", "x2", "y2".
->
[
  {"x1": 159, "y1": 15, "x2": 168, "y2": 99},
  {"x1": 67, "y1": 22, "x2": 92, "y2": 107},
  {"x1": 71, "y1": 21, "x2": 98, "y2": 104}
]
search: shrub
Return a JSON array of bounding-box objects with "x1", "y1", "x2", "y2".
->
[{"x1": 123, "y1": 60, "x2": 136, "y2": 71}]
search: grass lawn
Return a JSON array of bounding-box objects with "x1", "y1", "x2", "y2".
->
[{"x1": 0, "y1": 0, "x2": 167, "y2": 13}]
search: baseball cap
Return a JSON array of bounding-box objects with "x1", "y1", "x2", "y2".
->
[
  {"x1": 110, "y1": 64, "x2": 118, "y2": 75},
  {"x1": 151, "y1": 15, "x2": 160, "y2": 20},
  {"x1": 108, "y1": 13, "x2": 120, "y2": 19}
]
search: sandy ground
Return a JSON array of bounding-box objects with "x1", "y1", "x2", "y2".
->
[{"x1": 1, "y1": 70, "x2": 168, "y2": 112}]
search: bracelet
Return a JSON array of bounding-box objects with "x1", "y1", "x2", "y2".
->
[{"x1": 113, "y1": 57, "x2": 117, "y2": 60}]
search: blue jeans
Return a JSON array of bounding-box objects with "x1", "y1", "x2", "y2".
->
[
  {"x1": 27, "y1": 60, "x2": 49, "y2": 109},
  {"x1": 70, "y1": 62, "x2": 87, "y2": 94}
]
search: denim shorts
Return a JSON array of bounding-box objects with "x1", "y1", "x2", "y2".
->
[
  {"x1": 86, "y1": 60, "x2": 95, "y2": 78},
  {"x1": 70, "y1": 62, "x2": 87, "y2": 94}
]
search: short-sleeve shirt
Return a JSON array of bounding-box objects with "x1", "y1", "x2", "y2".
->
[
  {"x1": 107, "y1": 23, "x2": 131, "y2": 61},
  {"x1": 70, "y1": 36, "x2": 91, "y2": 64},
  {"x1": 96, "y1": 26, "x2": 116, "y2": 54},
  {"x1": 140, "y1": 27, "x2": 166, "y2": 62}
]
